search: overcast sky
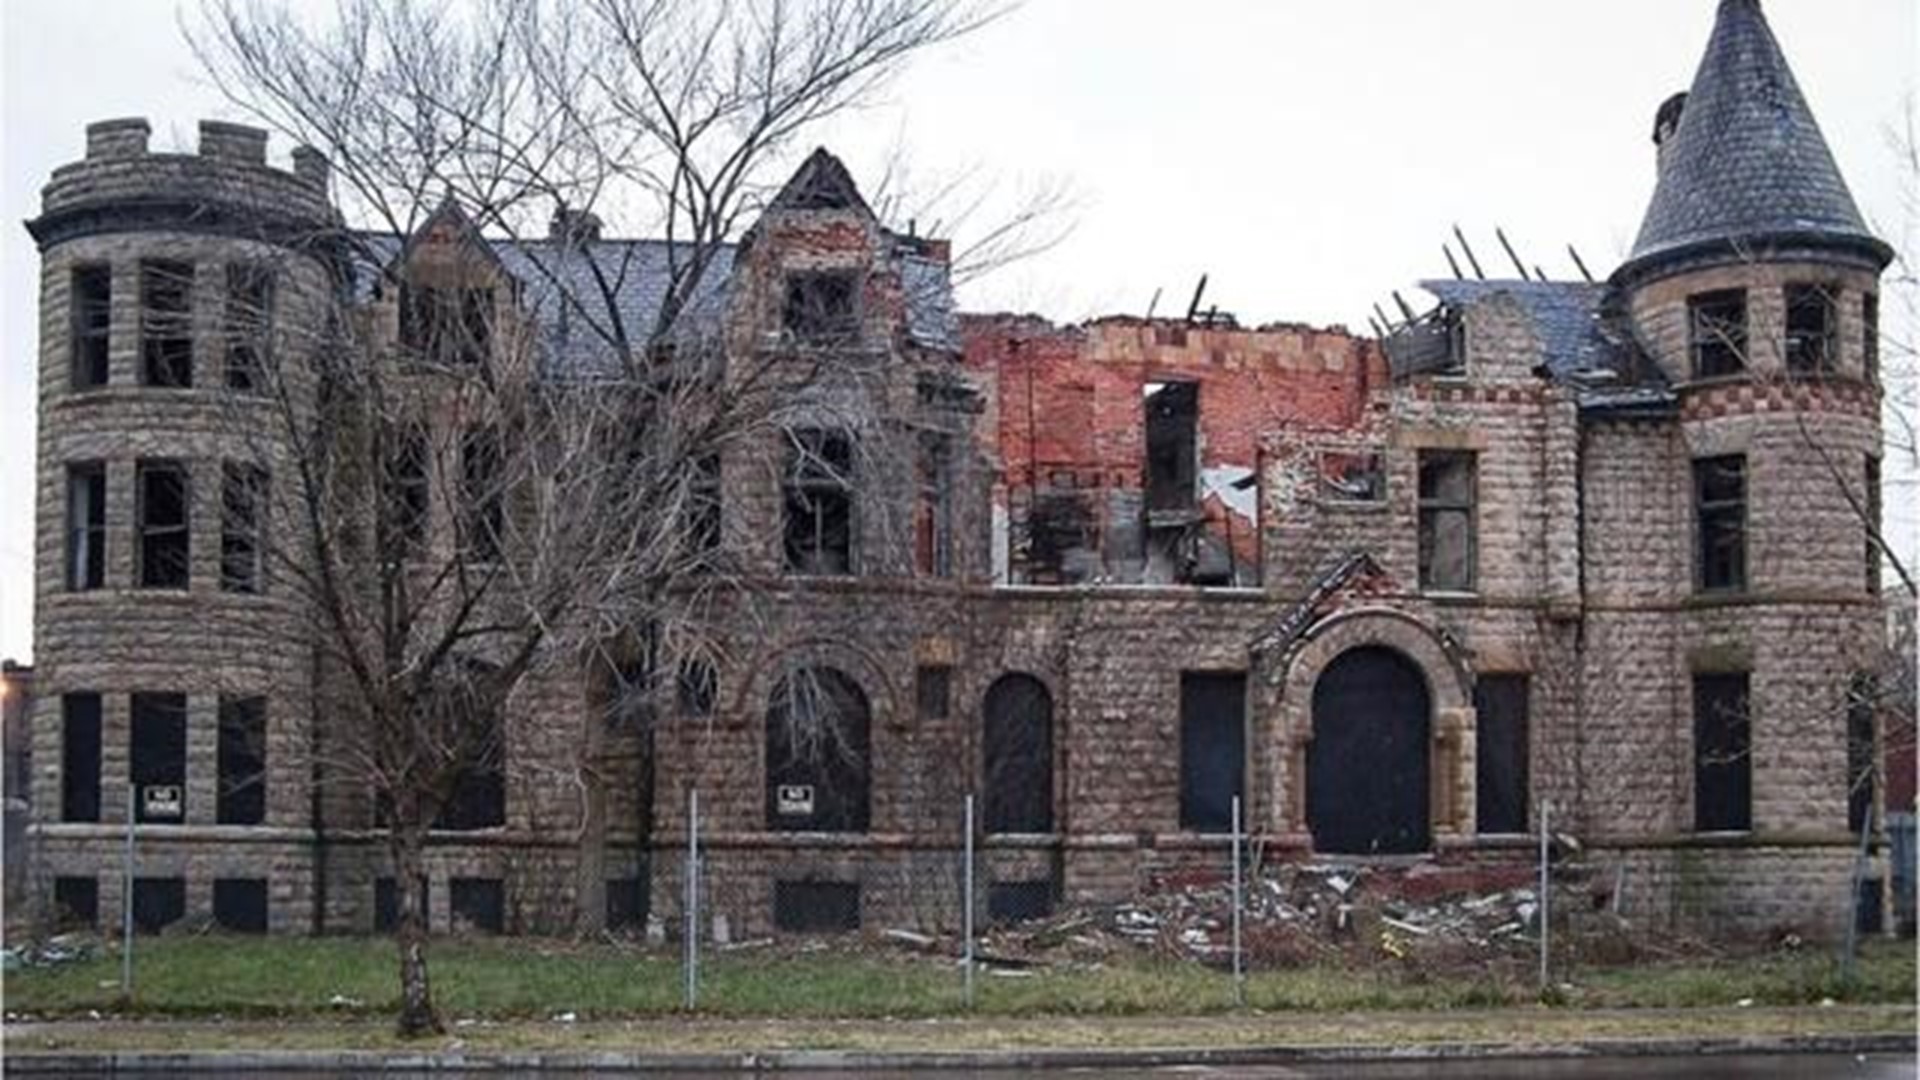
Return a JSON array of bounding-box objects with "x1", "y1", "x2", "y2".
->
[{"x1": 2, "y1": 0, "x2": 1915, "y2": 662}]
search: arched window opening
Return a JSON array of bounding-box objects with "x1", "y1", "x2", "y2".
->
[{"x1": 766, "y1": 667, "x2": 870, "y2": 832}]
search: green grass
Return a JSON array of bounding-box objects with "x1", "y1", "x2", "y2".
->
[{"x1": 4, "y1": 935, "x2": 1913, "y2": 1021}]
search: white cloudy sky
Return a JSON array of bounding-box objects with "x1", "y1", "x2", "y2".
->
[{"x1": 2, "y1": 0, "x2": 1915, "y2": 661}]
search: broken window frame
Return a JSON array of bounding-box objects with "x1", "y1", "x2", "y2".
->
[
  {"x1": 1315, "y1": 448, "x2": 1388, "y2": 504},
  {"x1": 70, "y1": 264, "x2": 111, "y2": 389},
  {"x1": 399, "y1": 284, "x2": 493, "y2": 366},
  {"x1": 130, "y1": 692, "x2": 188, "y2": 824},
  {"x1": 1692, "y1": 672, "x2": 1752, "y2": 833},
  {"x1": 61, "y1": 692, "x2": 102, "y2": 823},
  {"x1": 1687, "y1": 289, "x2": 1747, "y2": 380},
  {"x1": 1416, "y1": 450, "x2": 1477, "y2": 593},
  {"x1": 383, "y1": 425, "x2": 431, "y2": 557},
  {"x1": 139, "y1": 259, "x2": 194, "y2": 388},
  {"x1": 136, "y1": 459, "x2": 191, "y2": 589},
  {"x1": 915, "y1": 434, "x2": 955, "y2": 578},
  {"x1": 220, "y1": 462, "x2": 269, "y2": 594},
  {"x1": 66, "y1": 462, "x2": 106, "y2": 591},
  {"x1": 781, "y1": 270, "x2": 861, "y2": 344},
  {"x1": 1473, "y1": 674, "x2": 1530, "y2": 835},
  {"x1": 1692, "y1": 454, "x2": 1747, "y2": 594},
  {"x1": 217, "y1": 695, "x2": 267, "y2": 826},
  {"x1": 782, "y1": 429, "x2": 856, "y2": 576},
  {"x1": 223, "y1": 263, "x2": 274, "y2": 392},
  {"x1": 1783, "y1": 283, "x2": 1837, "y2": 376},
  {"x1": 1144, "y1": 381, "x2": 1200, "y2": 514}
]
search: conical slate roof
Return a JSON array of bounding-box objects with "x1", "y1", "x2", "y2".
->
[{"x1": 1625, "y1": 0, "x2": 1888, "y2": 273}]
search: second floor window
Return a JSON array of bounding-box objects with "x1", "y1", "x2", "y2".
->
[
  {"x1": 141, "y1": 259, "x2": 194, "y2": 387},
  {"x1": 224, "y1": 264, "x2": 274, "y2": 392},
  {"x1": 66, "y1": 463, "x2": 105, "y2": 591},
  {"x1": 137, "y1": 459, "x2": 190, "y2": 589},
  {"x1": 782, "y1": 271, "x2": 859, "y2": 342},
  {"x1": 783, "y1": 429, "x2": 854, "y2": 575},
  {"x1": 461, "y1": 425, "x2": 503, "y2": 562},
  {"x1": 1784, "y1": 284, "x2": 1836, "y2": 376},
  {"x1": 400, "y1": 284, "x2": 493, "y2": 365},
  {"x1": 221, "y1": 463, "x2": 269, "y2": 593},
  {"x1": 1417, "y1": 450, "x2": 1476, "y2": 592},
  {"x1": 70, "y1": 265, "x2": 111, "y2": 389},
  {"x1": 1693, "y1": 454, "x2": 1746, "y2": 593},
  {"x1": 1688, "y1": 289, "x2": 1745, "y2": 379},
  {"x1": 1863, "y1": 292, "x2": 1880, "y2": 383}
]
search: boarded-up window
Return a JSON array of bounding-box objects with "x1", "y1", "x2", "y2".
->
[
  {"x1": 1848, "y1": 673, "x2": 1876, "y2": 834},
  {"x1": 1474, "y1": 674, "x2": 1529, "y2": 834},
  {"x1": 1693, "y1": 673, "x2": 1751, "y2": 832},
  {"x1": 223, "y1": 264, "x2": 274, "y2": 391},
  {"x1": 220, "y1": 463, "x2": 268, "y2": 593},
  {"x1": 1689, "y1": 289, "x2": 1746, "y2": 378},
  {"x1": 783, "y1": 271, "x2": 860, "y2": 342},
  {"x1": 61, "y1": 693, "x2": 101, "y2": 823},
  {"x1": 450, "y1": 877, "x2": 505, "y2": 933},
  {"x1": 140, "y1": 259, "x2": 194, "y2": 387},
  {"x1": 212, "y1": 878, "x2": 268, "y2": 933},
  {"x1": 1418, "y1": 451, "x2": 1476, "y2": 591},
  {"x1": 132, "y1": 878, "x2": 186, "y2": 933},
  {"x1": 130, "y1": 693, "x2": 187, "y2": 823},
  {"x1": 1145, "y1": 382, "x2": 1198, "y2": 512},
  {"x1": 783, "y1": 430, "x2": 855, "y2": 575},
  {"x1": 773, "y1": 880, "x2": 860, "y2": 932},
  {"x1": 217, "y1": 696, "x2": 267, "y2": 825},
  {"x1": 137, "y1": 460, "x2": 190, "y2": 589},
  {"x1": 983, "y1": 674, "x2": 1053, "y2": 833},
  {"x1": 1784, "y1": 284, "x2": 1836, "y2": 375},
  {"x1": 1179, "y1": 672, "x2": 1245, "y2": 832},
  {"x1": 70, "y1": 264, "x2": 111, "y2": 389},
  {"x1": 53, "y1": 877, "x2": 97, "y2": 928},
  {"x1": 1693, "y1": 455, "x2": 1746, "y2": 592},
  {"x1": 765, "y1": 667, "x2": 870, "y2": 833},
  {"x1": 67, "y1": 463, "x2": 106, "y2": 591}
]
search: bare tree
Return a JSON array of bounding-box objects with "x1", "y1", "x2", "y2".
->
[{"x1": 189, "y1": 0, "x2": 1002, "y2": 1037}]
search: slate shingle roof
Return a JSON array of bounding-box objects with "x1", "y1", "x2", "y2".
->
[{"x1": 1626, "y1": 0, "x2": 1888, "y2": 271}]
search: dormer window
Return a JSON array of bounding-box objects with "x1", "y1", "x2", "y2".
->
[
  {"x1": 1688, "y1": 289, "x2": 1746, "y2": 379},
  {"x1": 783, "y1": 271, "x2": 859, "y2": 343},
  {"x1": 1784, "y1": 284, "x2": 1836, "y2": 376}
]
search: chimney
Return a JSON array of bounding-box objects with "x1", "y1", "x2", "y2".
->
[
  {"x1": 199, "y1": 120, "x2": 269, "y2": 164},
  {"x1": 291, "y1": 145, "x2": 331, "y2": 189},
  {"x1": 549, "y1": 207, "x2": 603, "y2": 243},
  {"x1": 85, "y1": 117, "x2": 150, "y2": 160},
  {"x1": 1652, "y1": 91, "x2": 1687, "y2": 174}
]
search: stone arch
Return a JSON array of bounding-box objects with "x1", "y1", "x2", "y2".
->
[
  {"x1": 1308, "y1": 645, "x2": 1432, "y2": 854},
  {"x1": 1267, "y1": 607, "x2": 1474, "y2": 845}
]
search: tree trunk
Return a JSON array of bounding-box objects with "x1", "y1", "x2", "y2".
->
[{"x1": 391, "y1": 826, "x2": 442, "y2": 1037}]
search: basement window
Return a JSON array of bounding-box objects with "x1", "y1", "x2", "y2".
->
[
  {"x1": 66, "y1": 463, "x2": 105, "y2": 591},
  {"x1": 217, "y1": 696, "x2": 267, "y2": 825},
  {"x1": 988, "y1": 880, "x2": 1057, "y2": 924},
  {"x1": 783, "y1": 430, "x2": 855, "y2": 575},
  {"x1": 1693, "y1": 455, "x2": 1746, "y2": 593},
  {"x1": 782, "y1": 271, "x2": 860, "y2": 342},
  {"x1": 223, "y1": 264, "x2": 274, "y2": 391},
  {"x1": 1144, "y1": 381, "x2": 1198, "y2": 512},
  {"x1": 61, "y1": 693, "x2": 101, "y2": 823},
  {"x1": 1178, "y1": 672, "x2": 1245, "y2": 833},
  {"x1": 212, "y1": 878, "x2": 268, "y2": 933},
  {"x1": 136, "y1": 459, "x2": 190, "y2": 589},
  {"x1": 773, "y1": 880, "x2": 861, "y2": 933},
  {"x1": 1417, "y1": 451, "x2": 1477, "y2": 592},
  {"x1": 131, "y1": 692, "x2": 187, "y2": 823},
  {"x1": 53, "y1": 877, "x2": 97, "y2": 928},
  {"x1": 450, "y1": 877, "x2": 505, "y2": 934},
  {"x1": 1473, "y1": 674, "x2": 1529, "y2": 834},
  {"x1": 1317, "y1": 450, "x2": 1386, "y2": 503},
  {"x1": 1688, "y1": 289, "x2": 1746, "y2": 379},
  {"x1": 70, "y1": 264, "x2": 111, "y2": 389},
  {"x1": 1692, "y1": 672, "x2": 1751, "y2": 832},
  {"x1": 607, "y1": 873, "x2": 649, "y2": 931},
  {"x1": 141, "y1": 259, "x2": 194, "y2": 387},
  {"x1": 374, "y1": 876, "x2": 429, "y2": 933},
  {"x1": 132, "y1": 878, "x2": 186, "y2": 933},
  {"x1": 1784, "y1": 284, "x2": 1837, "y2": 376},
  {"x1": 221, "y1": 463, "x2": 269, "y2": 593}
]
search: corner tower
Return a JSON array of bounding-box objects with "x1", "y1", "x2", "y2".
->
[{"x1": 26, "y1": 119, "x2": 341, "y2": 933}]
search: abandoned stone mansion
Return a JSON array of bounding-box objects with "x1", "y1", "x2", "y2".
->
[{"x1": 24, "y1": 0, "x2": 1897, "y2": 939}]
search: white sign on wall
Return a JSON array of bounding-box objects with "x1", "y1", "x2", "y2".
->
[{"x1": 777, "y1": 784, "x2": 814, "y2": 816}]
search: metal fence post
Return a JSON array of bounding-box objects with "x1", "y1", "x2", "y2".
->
[
  {"x1": 1537, "y1": 797, "x2": 1550, "y2": 992},
  {"x1": 684, "y1": 787, "x2": 699, "y2": 1010},
  {"x1": 1231, "y1": 794, "x2": 1244, "y2": 1008},
  {"x1": 963, "y1": 793, "x2": 975, "y2": 1009},
  {"x1": 121, "y1": 784, "x2": 135, "y2": 999}
]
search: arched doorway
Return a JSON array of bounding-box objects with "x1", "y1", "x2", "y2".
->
[{"x1": 1308, "y1": 646, "x2": 1430, "y2": 854}]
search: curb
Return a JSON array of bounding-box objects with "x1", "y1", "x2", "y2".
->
[{"x1": 5, "y1": 1034, "x2": 1915, "y2": 1073}]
